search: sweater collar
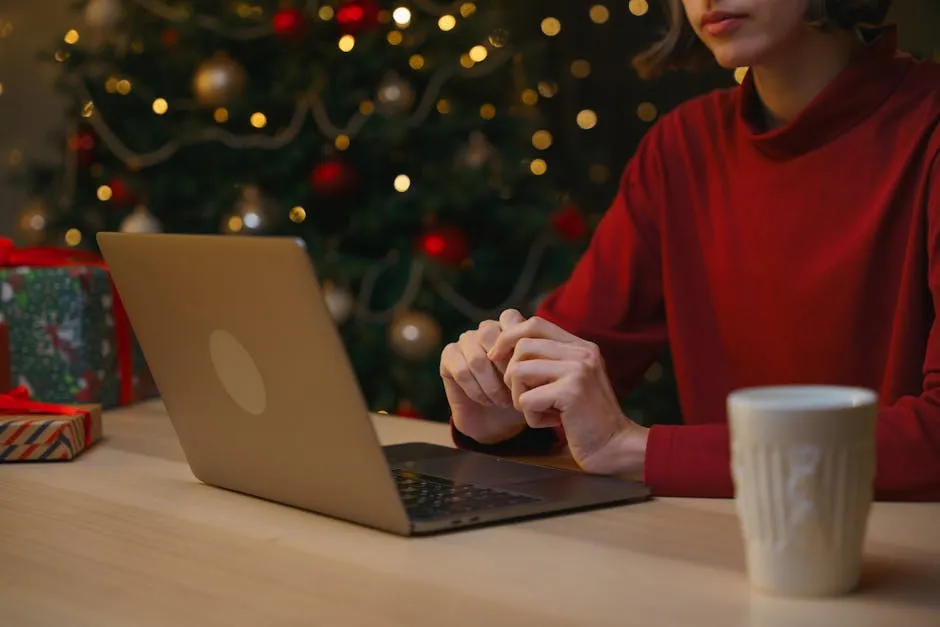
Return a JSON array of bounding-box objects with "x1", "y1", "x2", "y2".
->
[{"x1": 736, "y1": 25, "x2": 906, "y2": 159}]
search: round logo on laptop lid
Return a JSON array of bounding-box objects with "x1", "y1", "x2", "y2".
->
[{"x1": 208, "y1": 329, "x2": 267, "y2": 415}]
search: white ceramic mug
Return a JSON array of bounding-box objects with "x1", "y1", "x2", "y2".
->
[{"x1": 727, "y1": 385, "x2": 878, "y2": 597}]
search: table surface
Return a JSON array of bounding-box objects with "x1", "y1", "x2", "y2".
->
[{"x1": 1, "y1": 401, "x2": 938, "y2": 627}]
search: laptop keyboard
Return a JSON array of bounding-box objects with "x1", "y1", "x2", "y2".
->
[{"x1": 392, "y1": 468, "x2": 542, "y2": 521}]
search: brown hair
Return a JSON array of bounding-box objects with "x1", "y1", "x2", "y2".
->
[{"x1": 632, "y1": 0, "x2": 894, "y2": 79}]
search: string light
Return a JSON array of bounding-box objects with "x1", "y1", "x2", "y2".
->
[
  {"x1": 459, "y1": 54, "x2": 474, "y2": 68},
  {"x1": 116, "y1": 79, "x2": 132, "y2": 95},
  {"x1": 243, "y1": 211, "x2": 261, "y2": 229},
  {"x1": 629, "y1": 0, "x2": 649, "y2": 16},
  {"x1": 541, "y1": 17, "x2": 561, "y2": 36},
  {"x1": 735, "y1": 67, "x2": 749, "y2": 83},
  {"x1": 54, "y1": 50, "x2": 70, "y2": 62},
  {"x1": 468, "y1": 45, "x2": 488, "y2": 62},
  {"x1": 318, "y1": 5, "x2": 334, "y2": 20},
  {"x1": 530, "y1": 159, "x2": 547, "y2": 175},
  {"x1": 409, "y1": 54, "x2": 425, "y2": 69},
  {"x1": 438, "y1": 14, "x2": 456, "y2": 30},
  {"x1": 0, "y1": 83, "x2": 4, "y2": 96},
  {"x1": 214, "y1": 107, "x2": 229, "y2": 123},
  {"x1": 359, "y1": 100, "x2": 375, "y2": 115},
  {"x1": 392, "y1": 7, "x2": 412, "y2": 27},
  {"x1": 152, "y1": 98, "x2": 169, "y2": 114},
  {"x1": 480, "y1": 103, "x2": 496, "y2": 119},
  {"x1": 637, "y1": 102, "x2": 658, "y2": 122},
  {"x1": 97, "y1": 185, "x2": 113, "y2": 201},
  {"x1": 589, "y1": 5, "x2": 610, "y2": 23},
  {"x1": 289, "y1": 206, "x2": 306, "y2": 223},
  {"x1": 227, "y1": 215, "x2": 243, "y2": 232},
  {"x1": 436, "y1": 99, "x2": 451, "y2": 114},
  {"x1": 571, "y1": 60, "x2": 591, "y2": 78},
  {"x1": 339, "y1": 34, "x2": 355, "y2": 51},
  {"x1": 65, "y1": 228, "x2": 82, "y2": 247},
  {"x1": 521, "y1": 89, "x2": 539, "y2": 105},
  {"x1": 577, "y1": 109, "x2": 598, "y2": 129},
  {"x1": 105, "y1": 77, "x2": 118, "y2": 93},
  {"x1": 250, "y1": 112, "x2": 267, "y2": 128},
  {"x1": 335, "y1": 134, "x2": 350, "y2": 150},
  {"x1": 394, "y1": 174, "x2": 411, "y2": 192},
  {"x1": 81, "y1": 101, "x2": 94, "y2": 117},
  {"x1": 387, "y1": 31, "x2": 403, "y2": 45},
  {"x1": 531, "y1": 130, "x2": 552, "y2": 150},
  {"x1": 459, "y1": 2, "x2": 476, "y2": 17},
  {"x1": 64, "y1": 29, "x2": 80, "y2": 44}
]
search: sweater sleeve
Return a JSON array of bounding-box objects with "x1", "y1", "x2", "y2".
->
[
  {"x1": 645, "y1": 151, "x2": 940, "y2": 502},
  {"x1": 451, "y1": 129, "x2": 669, "y2": 456}
]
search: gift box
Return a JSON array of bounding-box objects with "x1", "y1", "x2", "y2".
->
[
  {"x1": 0, "y1": 238, "x2": 157, "y2": 408},
  {"x1": 0, "y1": 386, "x2": 102, "y2": 462}
]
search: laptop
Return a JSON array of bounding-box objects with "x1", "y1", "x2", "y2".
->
[{"x1": 97, "y1": 232, "x2": 651, "y2": 536}]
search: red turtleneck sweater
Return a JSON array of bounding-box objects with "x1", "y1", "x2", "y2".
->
[{"x1": 452, "y1": 26, "x2": 940, "y2": 501}]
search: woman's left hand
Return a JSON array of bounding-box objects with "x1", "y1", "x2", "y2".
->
[{"x1": 487, "y1": 310, "x2": 649, "y2": 478}]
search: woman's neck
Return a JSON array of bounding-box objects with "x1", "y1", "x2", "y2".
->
[{"x1": 750, "y1": 28, "x2": 864, "y2": 130}]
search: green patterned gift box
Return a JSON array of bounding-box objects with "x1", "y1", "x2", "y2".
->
[{"x1": 0, "y1": 262, "x2": 157, "y2": 408}]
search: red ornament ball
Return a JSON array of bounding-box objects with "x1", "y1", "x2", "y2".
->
[
  {"x1": 108, "y1": 176, "x2": 135, "y2": 206},
  {"x1": 69, "y1": 130, "x2": 96, "y2": 166},
  {"x1": 394, "y1": 400, "x2": 423, "y2": 420},
  {"x1": 418, "y1": 226, "x2": 470, "y2": 267},
  {"x1": 272, "y1": 7, "x2": 306, "y2": 39},
  {"x1": 160, "y1": 28, "x2": 179, "y2": 47},
  {"x1": 550, "y1": 203, "x2": 588, "y2": 241},
  {"x1": 336, "y1": 0, "x2": 380, "y2": 33},
  {"x1": 309, "y1": 159, "x2": 358, "y2": 197}
]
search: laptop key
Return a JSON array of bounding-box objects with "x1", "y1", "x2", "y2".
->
[{"x1": 391, "y1": 468, "x2": 542, "y2": 521}]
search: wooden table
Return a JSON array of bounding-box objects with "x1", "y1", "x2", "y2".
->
[{"x1": 1, "y1": 401, "x2": 938, "y2": 627}]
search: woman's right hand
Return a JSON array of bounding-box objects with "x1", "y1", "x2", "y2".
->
[{"x1": 440, "y1": 309, "x2": 528, "y2": 444}]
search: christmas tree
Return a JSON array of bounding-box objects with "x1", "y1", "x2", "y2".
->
[{"x1": 17, "y1": 0, "x2": 596, "y2": 421}]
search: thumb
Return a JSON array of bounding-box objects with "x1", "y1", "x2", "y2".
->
[{"x1": 498, "y1": 308, "x2": 526, "y2": 330}]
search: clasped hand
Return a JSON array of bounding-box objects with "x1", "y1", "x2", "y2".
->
[{"x1": 441, "y1": 309, "x2": 648, "y2": 478}]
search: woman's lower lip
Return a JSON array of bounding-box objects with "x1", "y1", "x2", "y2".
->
[{"x1": 704, "y1": 17, "x2": 744, "y2": 36}]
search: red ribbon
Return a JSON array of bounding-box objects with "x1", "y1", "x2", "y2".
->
[
  {"x1": 0, "y1": 385, "x2": 94, "y2": 448},
  {"x1": 0, "y1": 237, "x2": 134, "y2": 406}
]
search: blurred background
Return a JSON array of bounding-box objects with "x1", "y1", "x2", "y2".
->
[{"x1": 0, "y1": 0, "x2": 937, "y2": 423}]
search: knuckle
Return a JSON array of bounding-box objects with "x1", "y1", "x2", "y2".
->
[{"x1": 467, "y1": 352, "x2": 488, "y2": 372}]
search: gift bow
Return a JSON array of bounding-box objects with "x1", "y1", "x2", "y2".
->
[
  {"x1": 0, "y1": 237, "x2": 134, "y2": 406},
  {"x1": 0, "y1": 385, "x2": 94, "y2": 448}
]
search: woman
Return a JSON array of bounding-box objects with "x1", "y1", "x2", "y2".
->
[{"x1": 439, "y1": 0, "x2": 940, "y2": 500}]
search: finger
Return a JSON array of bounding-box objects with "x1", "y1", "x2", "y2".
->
[
  {"x1": 498, "y1": 308, "x2": 526, "y2": 329},
  {"x1": 504, "y1": 358, "x2": 570, "y2": 405},
  {"x1": 509, "y1": 337, "x2": 590, "y2": 363},
  {"x1": 476, "y1": 320, "x2": 502, "y2": 352},
  {"x1": 458, "y1": 332, "x2": 513, "y2": 407},
  {"x1": 517, "y1": 381, "x2": 565, "y2": 428},
  {"x1": 488, "y1": 316, "x2": 580, "y2": 362},
  {"x1": 440, "y1": 344, "x2": 492, "y2": 407}
]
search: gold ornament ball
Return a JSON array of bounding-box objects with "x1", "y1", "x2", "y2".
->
[
  {"x1": 323, "y1": 281, "x2": 355, "y2": 325},
  {"x1": 193, "y1": 53, "x2": 247, "y2": 107},
  {"x1": 17, "y1": 200, "x2": 48, "y2": 245},
  {"x1": 376, "y1": 71, "x2": 415, "y2": 116},
  {"x1": 84, "y1": 0, "x2": 124, "y2": 30},
  {"x1": 119, "y1": 205, "x2": 162, "y2": 234},
  {"x1": 388, "y1": 310, "x2": 442, "y2": 361}
]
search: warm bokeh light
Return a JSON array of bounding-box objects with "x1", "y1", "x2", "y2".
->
[
  {"x1": 394, "y1": 174, "x2": 411, "y2": 192},
  {"x1": 577, "y1": 109, "x2": 598, "y2": 129},
  {"x1": 541, "y1": 17, "x2": 561, "y2": 36}
]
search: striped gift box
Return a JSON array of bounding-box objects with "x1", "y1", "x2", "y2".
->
[{"x1": 0, "y1": 403, "x2": 102, "y2": 462}]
